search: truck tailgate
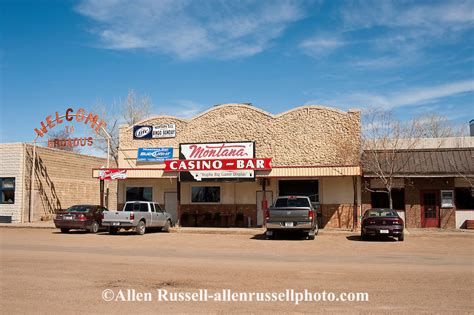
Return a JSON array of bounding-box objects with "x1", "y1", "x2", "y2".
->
[
  {"x1": 268, "y1": 208, "x2": 311, "y2": 221},
  {"x1": 103, "y1": 211, "x2": 134, "y2": 223}
]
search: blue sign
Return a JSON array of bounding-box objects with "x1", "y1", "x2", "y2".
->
[
  {"x1": 137, "y1": 148, "x2": 173, "y2": 162},
  {"x1": 133, "y1": 125, "x2": 153, "y2": 139}
]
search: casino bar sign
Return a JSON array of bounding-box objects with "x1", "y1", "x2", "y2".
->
[{"x1": 164, "y1": 142, "x2": 272, "y2": 182}]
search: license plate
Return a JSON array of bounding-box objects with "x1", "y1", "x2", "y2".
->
[
  {"x1": 285, "y1": 222, "x2": 294, "y2": 227},
  {"x1": 112, "y1": 222, "x2": 120, "y2": 226},
  {"x1": 64, "y1": 216, "x2": 73, "y2": 220},
  {"x1": 379, "y1": 229, "x2": 389, "y2": 234}
]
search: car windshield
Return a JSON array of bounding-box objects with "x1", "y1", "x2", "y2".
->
[
  {"x1": 366, "y1": 209, "x2": 398, "y2": 217},
  {"x1": 124, "y1": 203, "x2": 148, "y2": 212},
  {"x1": 275, "y1": 198, "x2": 310, "y2": 208},
  {"x1": 66, "y1": 205, "x2": 92, "y2": 213}
]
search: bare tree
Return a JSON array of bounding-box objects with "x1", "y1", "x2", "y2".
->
[
  {"x1": 92, "y1": 89, "x2": 151, "y2": 163},
  {"x1": 46, "y1": 129, "x2": 81, "y2": 153},
  {"x1": 361, "y1": 109, "x2": 459, "y2": 209}
]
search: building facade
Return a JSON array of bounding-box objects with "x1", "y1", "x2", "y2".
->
[
  {"x1": 0, "y1": 143, "x2": 117, "y2": 223},
  {"x1": 362, "y1": 137, "x2": 474, "y2": 229},
  {"x1": 101, "y1": 104, "x2": 362, "y2": 228}
]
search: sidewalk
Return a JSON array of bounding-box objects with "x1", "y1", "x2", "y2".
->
[{"x1": 0, "y1": 222, "x2": 473, "y2": 236}]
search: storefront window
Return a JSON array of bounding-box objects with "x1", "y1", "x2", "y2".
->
[
  {"x1": 278, "y1": 180, "x2": 319, "y2": 202},
  {"x1": 371, "y1": 189, "x2": 405, "y2": 210},
  {"x1": 126, "y1": 187, "x2": 152, "y2": 202},
  {"x1": 191, "y1": 187, "x2": 220, "y2": 203},
  {"x1": 455, "y1": 188, "x2": 474, "y2": 209},
  {"x1": 0, "y1": 178, "x2": 15, "y2": 204}
]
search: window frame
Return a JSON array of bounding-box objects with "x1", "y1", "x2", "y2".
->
[{"x1": 0, "y1": 177, "x2": 15, "y2": 204}]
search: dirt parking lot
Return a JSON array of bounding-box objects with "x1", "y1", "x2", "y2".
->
[{"x1": 0, "y1": 228, "x2": 473, "y2": 314}]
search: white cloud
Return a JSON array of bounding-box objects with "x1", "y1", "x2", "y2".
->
[
  {"x1": 157, "y1": 99, "x2": 205, "y2": 118},
  {"x1": 307, "y1": 80, "x2": 474, "y2": 109},
  {"x1": 75, "y1": 0, "x2": 308, "y2": 59},
  {"x1": 300, "y1": 1, "x2": 474, "y2": 64},
  {"x1": 299, "y1": 36, "x2": 345, "y2": 56}
]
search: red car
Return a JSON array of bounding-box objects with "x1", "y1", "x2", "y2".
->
[
  {"x1": 361, "y1": 208, "x2": 404, "y2": 241},
  {"x1": 54, "y1": 205, "x2": 108, "y2": 233}
]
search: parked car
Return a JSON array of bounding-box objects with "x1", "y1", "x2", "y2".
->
[
  {"x1": 102, "y1": 201, "x2": 174, "y2": 235},
  {"x1": 265, "y1": 196, "x2": 318, "y2": 240},
  {"x1": 361, "y1": 208, "x2": 404, "y2": 241},
  {"x1": 54, "y1": 205, "x2": 108, "y2": 233}
]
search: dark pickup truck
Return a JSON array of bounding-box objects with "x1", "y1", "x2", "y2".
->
[{"x1": 265, "y1": 196, "x2": 318, "y2": 240}]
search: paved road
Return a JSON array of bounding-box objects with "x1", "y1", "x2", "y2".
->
[{"x1": 1, "y1": 229, "x2": 473, "y2": 314}]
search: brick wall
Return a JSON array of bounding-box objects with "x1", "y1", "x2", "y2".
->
[
  {"x1": 321, "y1": 204, "x2": 354, "y2": 229},
  {"x1": 179, "y1": 204, "x2": 257, "y2": 227}
]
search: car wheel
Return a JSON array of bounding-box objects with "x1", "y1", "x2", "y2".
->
[
  {"x1": 136, "y1": 220, "x2": 146, "y2": 235},
  {"x1": 162, "y1": 220, "x2": 171, "y2": 233},
  {"x1": 361, "y1": 233, "x2": 367, "y2": 241},
  {"x1": 89, "y1": 221, "x2": 99, "y2": 233},
  {"x1": 398, "y1": 233, "x2": 404, "y2": 242},
  {"x1": 314, "y1": 222, "x2": 319, "y2": 235},
  {"x1": 307, "y1": 233, "x2": 315, "y2": 240},
  {"x1": 60, "y1": 228, "x2": 69, "y2": 233},
  {"x1": 109, "y1": 227, "x2": 118, "y2": 235}
]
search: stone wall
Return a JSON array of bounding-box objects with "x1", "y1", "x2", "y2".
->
[{"x1": 118, "y1": 104, "x2": 361, "y2": 168}]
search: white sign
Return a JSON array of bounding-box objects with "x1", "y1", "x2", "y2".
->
[
  {"x1": 153, "y1": 124, "x2": 176, "y2": 138},
  {"x1": 441, "y1": 190, "x2": 454, "y2": 208},
  {"x1": 180, "y1": 142, "x2": 254, "y2": 181}
]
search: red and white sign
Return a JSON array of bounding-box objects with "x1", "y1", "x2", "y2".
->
[
  {"x1": 98, "y1": 169, "x2": 127, "y2": 180},
  {"x1": 164, "y1": 158, "x2": 272, "y2": 172},
  {"x1": 177, "y1": 142, "x2": 272, "y2": 181},
  {"x1": 180, "y1": 142, "x2": 253, "y2": 160}
]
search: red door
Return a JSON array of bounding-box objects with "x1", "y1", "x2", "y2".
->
[{"x1": 421, "y1": 191, "x2": 439, "y2": 228}]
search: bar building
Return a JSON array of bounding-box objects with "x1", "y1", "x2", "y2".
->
[{"x1": 99, "y1": 104, "x2": 362, "y2": 228}]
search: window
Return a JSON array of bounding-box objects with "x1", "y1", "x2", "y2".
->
[
  {"x1": 278, "y1": 180, "x2": 319, "y2": 202},
  {"x1": 124, "y1": 202, "x2": 149, "y2": 212},
  {"x1": 126, "y1": 187, "x2": 152, "y2": 202},
  {"x1": 191, "y1": 187, "x2": 220, "y2": 203},
  {"x1": 455, "y1": 188, "x2": 474, "y2": 209},
  {"x1": 275, "y1": 197, "x2": 311, "y2": 208},
  {"x1": 371, "y1": 189, "x2": 405, "y2": 210},
  {"x1": 441, "y1": 190, "x2": 454, "y2": 208},
  {"x1": 1, "y1": 178, "x2": 15, "y2": 204}
]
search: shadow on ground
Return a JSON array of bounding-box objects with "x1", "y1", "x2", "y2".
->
[{"x1": 346, "y1": 235, "x2": 398, "y2": 242}]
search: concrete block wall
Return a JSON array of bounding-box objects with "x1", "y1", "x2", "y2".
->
[
  {"x1": 22, "y1": 144, "x2": 117, "y2": 221},
  {"x1": 0, "y1": 143, "x2": 26, "y2": 222}
]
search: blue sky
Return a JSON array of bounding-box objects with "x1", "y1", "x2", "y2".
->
[{"x1": 1, "y1": 0, "x2": 473, "y2": 147}]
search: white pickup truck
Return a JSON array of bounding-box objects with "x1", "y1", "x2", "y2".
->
[{"x1": 102, "y1": 201, "x2": 174, "y2": 235}]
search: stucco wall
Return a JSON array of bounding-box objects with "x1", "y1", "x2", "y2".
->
[{"x1": 118, "y1": 104, "x2": 361, "y2": 168}]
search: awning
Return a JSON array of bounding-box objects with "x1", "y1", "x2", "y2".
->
[{"x1": 92, "y1": 166, "x2": 361, "y2": 179}]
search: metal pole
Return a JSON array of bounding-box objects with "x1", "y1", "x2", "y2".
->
[{"x1": 28, "y1": 141, "x2": 37, "y2": 223}]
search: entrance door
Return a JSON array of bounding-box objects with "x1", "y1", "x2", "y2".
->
[
  {"x1": 421, "y1": 191, "x2": 439, "y2": 228},
  {"x1": 164, "y1": 192, "x2": 178, "y2": 224},
  {"x1": 256, "y1": 191, "x2": 273, "y2": 227}
]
